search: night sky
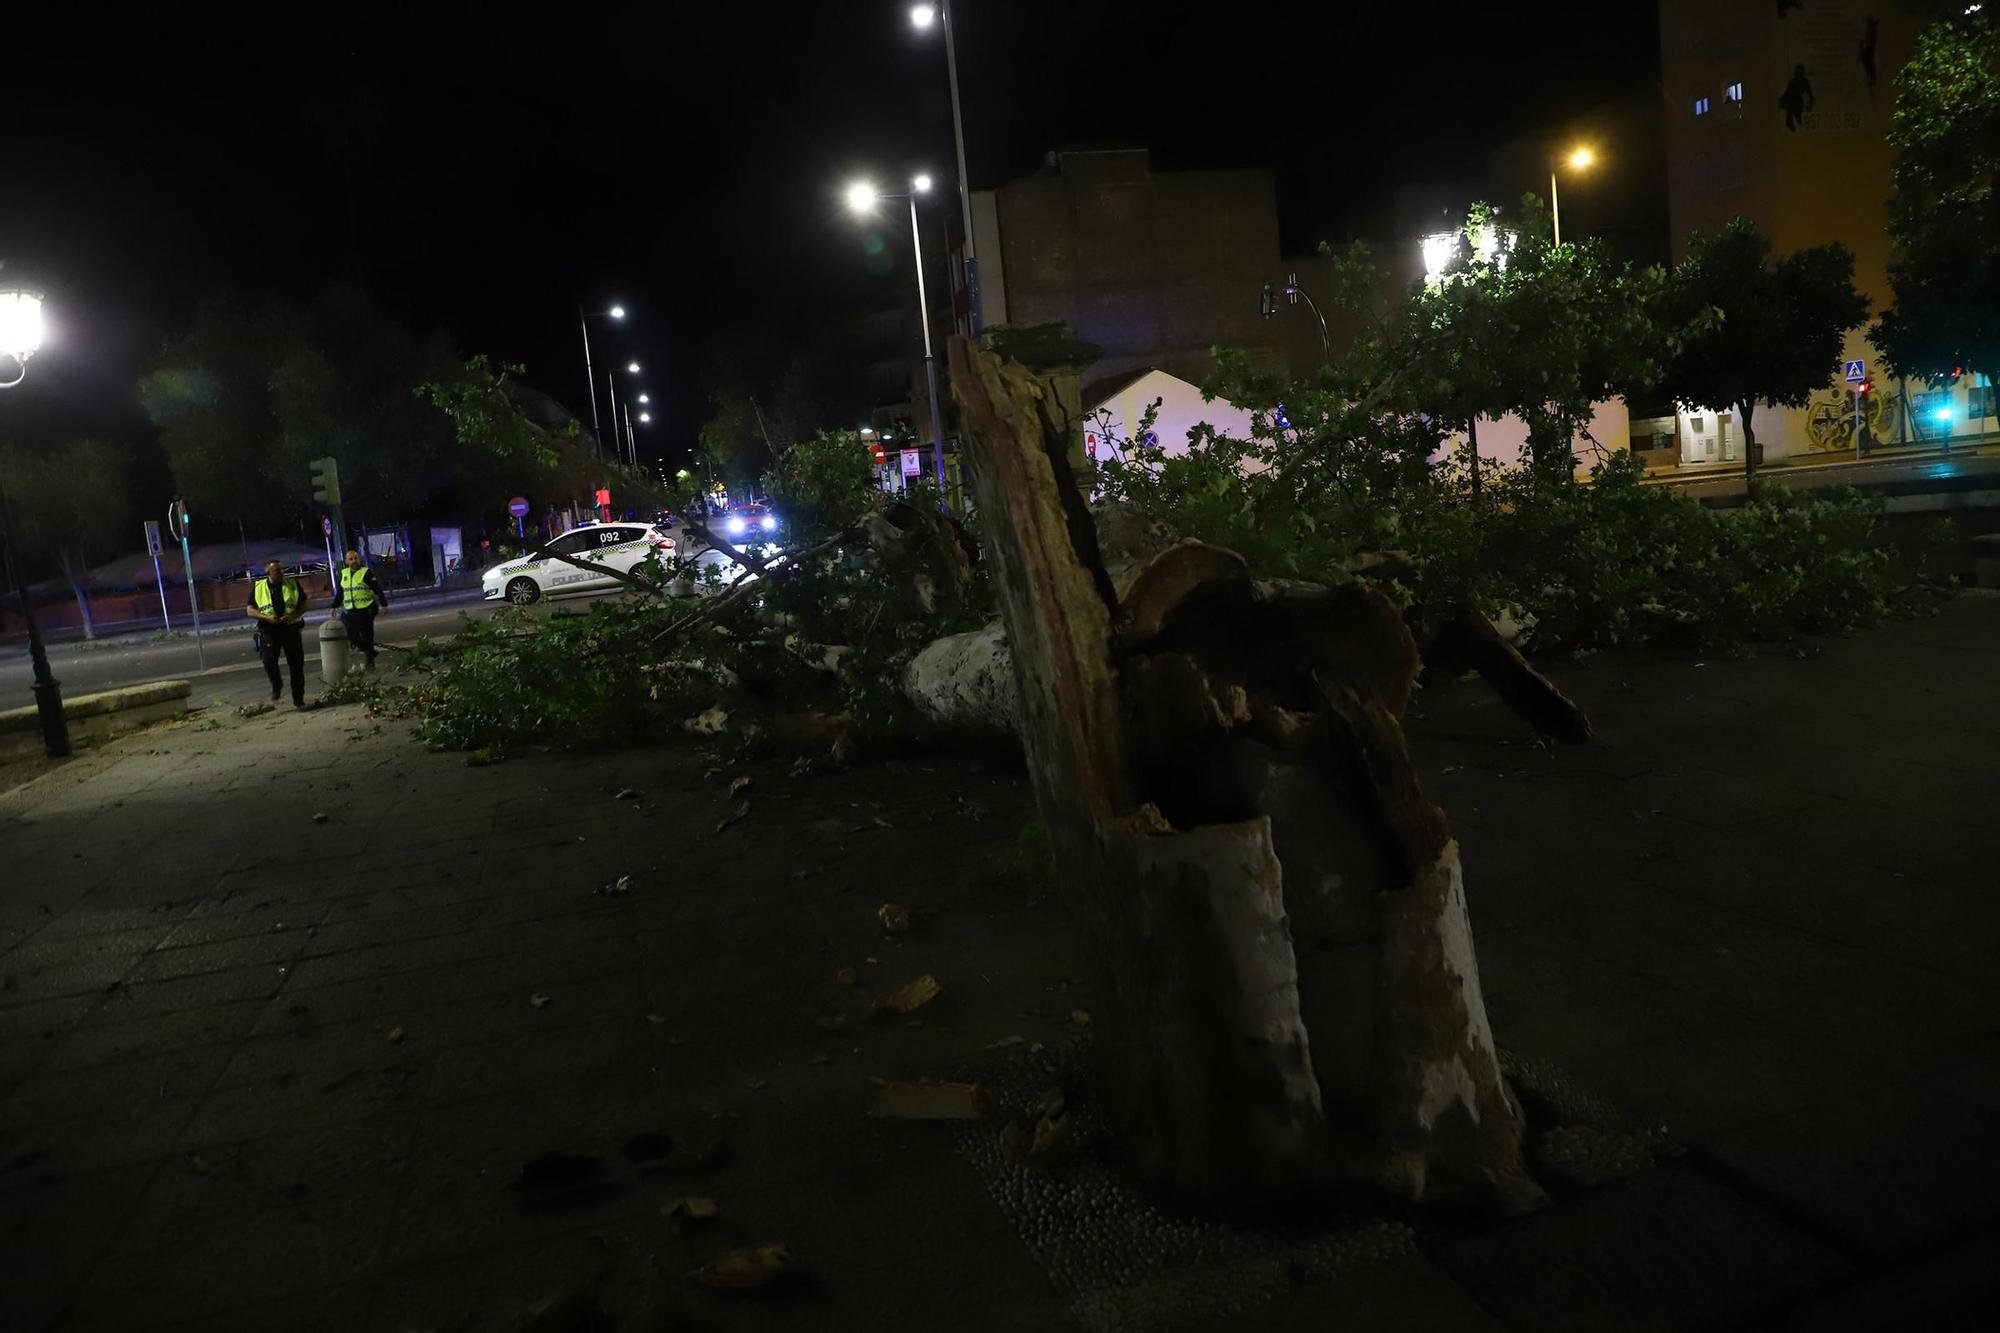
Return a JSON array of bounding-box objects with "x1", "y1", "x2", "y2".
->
[{"x1": 3, "y1": 1, "x2": 1661, "y2": 475}]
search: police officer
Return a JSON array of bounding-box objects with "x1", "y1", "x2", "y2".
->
[
  {"x1": 337, "y1": 549, "x2": 389, "y2": 669},
  {"x1": 247, "y1": 558, "x2": 308, "y2": 707}
]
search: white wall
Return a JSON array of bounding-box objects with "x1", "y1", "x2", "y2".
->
[
  {"x1": 1435, "y1": 400, "x2": 1633, "y2": 478},
  {"x1": 1084, "y1": 368, "x2": 1259, "y2": 468}
]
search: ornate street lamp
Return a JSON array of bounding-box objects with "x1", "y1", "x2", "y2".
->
[{"x1": 0, "y1": 288, "x2": 69, "y2": 757}]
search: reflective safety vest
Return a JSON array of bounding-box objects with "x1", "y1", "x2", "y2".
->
[
  {"x1": 338, "y1": 565, "x2": 377, "y2": 611},
  {"x1": 254, "y1": 578, "x2": 303, "y2": 619}
]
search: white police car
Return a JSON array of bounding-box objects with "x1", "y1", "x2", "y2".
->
[{"x1": 481, "y1": 522, "x2": 675, "y2": 605}]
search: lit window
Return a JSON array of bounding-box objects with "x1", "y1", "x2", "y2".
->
[
  {"x1": 1694, "y1": 97, "x2": 1711, "y2": 116},
  {"x1": 1724, "y1": 82, "x2": 1743, "y2": 102},
  {"x1": 1690, "y1": 417, "x2": 1706, "y2": 433}
]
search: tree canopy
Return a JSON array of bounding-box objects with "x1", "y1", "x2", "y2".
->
[
  {"x1": 1657, "y1": 219, "x2": 1869, "y2": 479},
  {"x1": 1874, "y1": 9, "x2": 1999, "y2": 382}
]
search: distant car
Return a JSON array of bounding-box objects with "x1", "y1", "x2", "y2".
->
[
  {"x1": 722, "y1": 504, "x2": 780, "y2": 540},
  {"x1": 482, "y1": 522, "x2": 675, "y2": 605}
]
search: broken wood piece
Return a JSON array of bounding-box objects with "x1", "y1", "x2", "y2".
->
[
  {"x1": 869, "y1": 1079, "x2": 990, "y2": 1120},
  {"x1": 1432, "y1": 605, "x2": 1593, "y2": 742}
]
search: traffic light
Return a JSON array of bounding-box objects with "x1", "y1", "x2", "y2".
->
[{"x1": 309, "y1": 455, "x2": 342, "y2": 505}]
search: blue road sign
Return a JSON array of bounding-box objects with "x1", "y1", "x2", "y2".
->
[{"x1": 1844, "y1": 359, "x2": 1867, "y2": 383}]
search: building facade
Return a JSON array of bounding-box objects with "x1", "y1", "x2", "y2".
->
[
  {"x1": 1659, "y1": 0, "x2": 1992, "y2": 463},
  {"x1": 951, "y1": 148, "x2": 1288, "y2": 388}
]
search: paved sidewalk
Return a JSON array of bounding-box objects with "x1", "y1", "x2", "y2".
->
[{"x1": 2, "y1": 598, "x2": 1998, "y2": 1330}]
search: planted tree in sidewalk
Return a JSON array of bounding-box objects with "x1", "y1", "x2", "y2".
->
[
  {"x1": 1657, "y1": 219, "x2": 1869, "y2": 483},
  {"x1": 1873, "y1": 8, "x2": 1999, "y2": 385},
  {"x1": 948, "y1": 333, "x2": 1540, "y2": 1213},
  {"x1": 1402, "y1": 201, "x2": 1670, "y2": 485},
  {"x1": 0, "y1": 439, "x2": 136, "y2": 639}
]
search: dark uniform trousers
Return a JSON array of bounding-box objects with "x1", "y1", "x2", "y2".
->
[
  {"x1": 262, "y1": 623, "x2": 306, "y2": 703},
  {"x1": 346, "y1": 607, "x2": 378, "y2": 665}
]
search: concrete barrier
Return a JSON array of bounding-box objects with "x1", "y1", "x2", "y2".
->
[{"x1": 0, "y1": 680, "x2": 193, "y2": 761}]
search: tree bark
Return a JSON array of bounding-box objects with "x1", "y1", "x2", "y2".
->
[
  {"x1": 1741, "y1": 400, "x2": 1758, "y2": 484},
  {"x1": 948, "y1": 334, "x2": 1538, "y2": 1213}
]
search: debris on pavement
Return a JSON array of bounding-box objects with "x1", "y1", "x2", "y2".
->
[
  {"x1": 595, "y1": 875, "x2": 633, "y2": 897},
  {"x1": 729, "y1": 775, "x2": 753, "y2": 798},
  {"x1": 689, "y1": 1242, "x2": 792, "y2": 1290},
  {"x1": 1069, "y1": 1009, "x2": 1091, "y2": 1027},
  {"x1": 715, "y1": 801, "x2": 750, "y2": 833},
  {"x1": 869, "y1": 1079, "x2": 990, "y2": 1120},
  {"x1": 871, "y1": 973, "x2": 939, "y2": 1017},
  {"x1": 662, "y1": 1194, "x2": 718, "y2": 1219},
  {"x1": 385, "y1": 1026, "x2": 404, "y2": 1044},
  {"x1": 876, "y1": 902, "x2": 911, "y2": 933},
  {"x1": 834, "y1": 967, "x2": 858, "y2": 986},
  {"x1": 529, "y1": 993, "x2": 551, "y2": 1009},
  {"x1": 311, "y1": 812, "x2": 329, "y2": 824},
  {"x1": 613, "y1": 787, "x2": 644, "y2": 801}
]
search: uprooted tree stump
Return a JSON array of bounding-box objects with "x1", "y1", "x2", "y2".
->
[{"x1": 948, "y1": 334, "x2": 1542, "y2": 1215}]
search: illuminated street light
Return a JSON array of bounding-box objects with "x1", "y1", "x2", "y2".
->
[
  {"x1": 0, "y1": 287, "x2": 70, "y2": 758},
  {"x1": 843, "y1": 173, "x2": 950, "y2": 509},
  {"x1": 909, "y1": 0, "x2": 981, "y2": 331},
  {"x1": 913, "y1": 173, "x2": 934, "y2": 194},
  {"x1": 578, "y1": 301, "x2": 628, "y2": 459},
  {"x1": 638, "y1": 393, "x2": 650, "y2": 404},
  {"x1": 1422, "y1": 219, "x2": 1518, "y2": 280},
  {"x1": 626, "y1": 361, "x2": 640, "y2": 374},
  {"x1": 638, "y1": 412, "x2": 652, "y2": 424},
  {"x1": 1551, "y1": 144, "x2": 1599, "y2": 246}
]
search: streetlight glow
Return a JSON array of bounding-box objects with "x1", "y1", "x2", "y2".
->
[
  {"x1": 626, "y1": 361, "x2": 640, "y2": 374},
  {"x1": 639, "y1": 412, "x2": 652, "y2": 423},
  {"x1": 910, "y1": 4, "x2": 935, "y2": 28},
  {"x1": 0, "y1": 291, "x2": 47, "y2": 364},
  {"x1": 637, "y1": 393, "x2": 649, "y2": 404},
  {"x1": 913, "y1": 173, "x2": 934, "y2": 193},
  {"x1": 1567, "y1": 145, "x2": 1597, "y2": 172},
  {"x1": 608, "y1": 305, "x2": 626, "y2": 319},
  {"x1": 845, "y1": 180, "x2": 880, "y2": 214}
]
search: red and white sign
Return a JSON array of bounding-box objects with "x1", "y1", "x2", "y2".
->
[
  {"x1": 900, "y1": 449, "x2": 922, "y2": 477},
  {"x1": 1084, "y1": 430, "x2": 1101, "y2": 459},
  {"x1": 507, "y1": 496, "x2": 531, "y2": 518},
  {"x1": 320, "y1": 515, "x2": 333, "y2": 536}
]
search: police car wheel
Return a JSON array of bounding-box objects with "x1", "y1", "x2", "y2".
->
[{"x1": 505, "y1": 577, "x2": 541, "y2": 606}]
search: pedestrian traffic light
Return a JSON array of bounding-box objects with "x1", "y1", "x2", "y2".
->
[{"x1": 309, "y1": 456, "x2": 342, "y2": 505}]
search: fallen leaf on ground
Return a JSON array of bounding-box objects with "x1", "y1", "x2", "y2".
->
[
  {"x1": 237, "y1": 702, "x2": 274, "y2": 718},
  {"x1": 1031, "y1": 1113, "x2": 1068, "y2": 1156},
  {"x1": 876, "y1": 903, "x2": 911, "y2": 933},
  {"x1": 834, "y1": 967, "x2": 857, "y2": 986},
  {"x1": 595, "y1": 875, "x2": 632, "y2": 897},
  {"x1": 529, "y1": 993, "x2": 551, "y2": 1009},
  {"x1": 871, "y1": 814, "x2": 893, "y2": 829},
  {"x1": 1069, "y1": 1009, "x2": 1091, "y2": 1027},
  {"x1": 385, "y1": 1026, "x2": 404, "y2": 1044},
  {"x1": 311, "y1": 812, "x2": 329, "y2": 824},
  {"x1": 690, "y1": 1242, "x2": 792, "y2": 1289},
  {"x1": 873, "y1": 974, "x2": 939, "y2": 1016},
  {"x1": 869, "y1": 1079, "x2": 989, "y2": 1120},
  {"x1": 715, "y1": 801, "x2": 750, "y2": 833},
  {"x1": 746, "y1": 1077, "x2": 767, "y2": 1089},
  {"x1": 729, "y1": 775, "x2": 753, "y2": 797},
  {"x1": 613, "y1": 787, "x2": 644, "y2": 801},
  {"x1": 983, "y1": 1035, "x2": 1027, "y2": 1051}
]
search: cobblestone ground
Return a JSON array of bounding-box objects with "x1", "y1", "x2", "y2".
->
[{"x1": 3, "y1": 596, "x2": 1999, "y2": 1330}]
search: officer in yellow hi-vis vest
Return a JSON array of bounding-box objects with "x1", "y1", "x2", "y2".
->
[
  {"x1": 246, "y1": 559, "x2": 309, "y2": 707},
  {"x1": 337, "y1": 549, "x2": 390, "y2": 669}
]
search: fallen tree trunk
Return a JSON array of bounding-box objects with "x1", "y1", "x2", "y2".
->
[{"x1": 948, "y1": 333, "x2": 1540, "y2": 1213}]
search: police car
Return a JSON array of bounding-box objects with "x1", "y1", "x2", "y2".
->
[{"x1": 482, "y1": 522, "x2": 676, "y2": 605}]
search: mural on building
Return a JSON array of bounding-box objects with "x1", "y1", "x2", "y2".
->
[{"x1": 1804, "y1": 383, "x2": 1898, "y2": 451}]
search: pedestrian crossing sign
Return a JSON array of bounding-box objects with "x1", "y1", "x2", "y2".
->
[{"x1": 1843, "y1": 359, "x2": 1866, "y2": 383}]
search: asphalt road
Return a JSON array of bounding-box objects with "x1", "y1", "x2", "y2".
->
[
  {"x1": 1652, "y1": 444, "x2": 2000, "y2": 502},
  {"x1": 0, "y1": 592, "x2": 521, "y2": 704}
]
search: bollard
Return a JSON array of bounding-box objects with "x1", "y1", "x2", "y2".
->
[{"x1": 318, "y1": 617, "x2": 350, "y2": 681}]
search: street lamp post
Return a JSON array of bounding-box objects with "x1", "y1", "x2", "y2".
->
[
  {"x1": 846, "y1": 176, "x2": 951, "y2": 509},
  {"x1": 0, "y1": 288, "x2": 68, "y2": 758},
  {"x1": 577, "y1": 303, "x2": 626, "y2": 459},
  {"x1": 911, "y1": 3, "x2": 981, "y2": 333},
  {"x1": 1549, "y1": 145, "x2": 1596, "y2": 247}
]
